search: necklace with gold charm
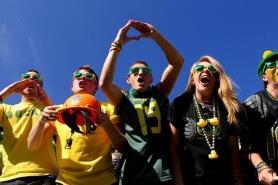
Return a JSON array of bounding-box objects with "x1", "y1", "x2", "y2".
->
[{"x1": 193, "y1": 94, "x2": 220, "y2": 159}]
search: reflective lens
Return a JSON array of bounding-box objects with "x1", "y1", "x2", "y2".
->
[
  {"x1": 263, "y1": 61, "x2": 278, "y2": 74},
  {"x1": 73, "y1": 72, "x2": 95, "y2": 80},
  {"x1": 128, "y1": 67, "x2": 152, "y2": 75},
  {"x1": 21, "y1": 73, "x2": 43, "y2": 83},
  {"x1": 194, "y1": 64, "x2": 218, "y2": 74}
]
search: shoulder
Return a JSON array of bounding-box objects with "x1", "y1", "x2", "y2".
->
[
  {"x1": 100, "y1": 102, "x2": 117, "y2": 114},
  {"x1": 171, "y1": 92, "x2": 192, "y2": 106},
  {"x1": 243, "y1": 91, "x2": 262, "y2": 109},
  {"x1": 100, "y1": 102, "x2": 120, "y2": 123}
]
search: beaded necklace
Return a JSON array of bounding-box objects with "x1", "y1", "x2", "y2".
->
[{"x1": 193, "y1": 94, "x2": 220, "y2": 159}]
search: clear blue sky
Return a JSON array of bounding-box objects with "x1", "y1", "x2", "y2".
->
[{"x1": 0, "y1": 0, "x2": 277, "y2": 105}]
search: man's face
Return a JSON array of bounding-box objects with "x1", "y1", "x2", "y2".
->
[
  {"x1": 71, "y1": 69, "x2": 98, "y2": 94},
  {"x1": 262, "y1": 61, "x2": 278, "y2": 84},
  {"x1": 126, "y1": 63, "x2": 153, "y2": 92},
  {"x1": 21, "y1": 71, "x2": 42, "y2": 96}
]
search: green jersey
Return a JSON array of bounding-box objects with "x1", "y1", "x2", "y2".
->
[{"x1": 118, "y1": 86, "x2": 171, "y2": 185}]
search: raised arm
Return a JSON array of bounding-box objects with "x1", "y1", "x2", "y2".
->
[
  {"x1": 27, "y1": 105, "x2": 58, "y2": 152},
  {"x1": 99, "y1": 20, "x2": 138, "y2": 106},
  {"x1": 0, "y1": 79, "x2": 36, "y2": 101},
  {"x1": 0, "y1": 79, "x2": 52, "y2": 106},
  {"x1": 132, "y1": 20, "x2": 184, "y2": 98},
  {"x1": 96, "y1": 110, "x2": 126, "y2": 152}
]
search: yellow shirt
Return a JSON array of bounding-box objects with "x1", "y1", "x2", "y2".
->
[
  {"x1": 0, "y1": 101, "x2": 57, "y2": 181},
  {"x1": 55, "y1": 102, "x2": 119, "y2": 185}
]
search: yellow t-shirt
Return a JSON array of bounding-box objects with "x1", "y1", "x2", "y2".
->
[
  {"x1": 0, "y1": 101, "x2": 57, "y2": 181},
  {"x1": 55, "y1": 102, "x2": 119, "y2": 185}
]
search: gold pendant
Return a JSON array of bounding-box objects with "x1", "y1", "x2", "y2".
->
[
  {"x1": 209, "y1": 117, "x2": 219, "y2": 126},
  {"x1": 197, "y1": 119, "x2": 207, "y2": 128},
  {"x1": 208, "y1": 150, "x2": 218, "y2": 159}
]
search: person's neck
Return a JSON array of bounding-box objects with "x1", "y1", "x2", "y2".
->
[
  {"x1": 130, "y1": 88, "x2": 151, "y2": 98},
  {"x1": 266, "y1": 85, "x2": 278, "y2": 100},
  {"x1": 21, "y1": 96, "x2": 35, "y2": 103},
  {"x1": 195, "y1": 91, "x2": 213, "y2": 104}
]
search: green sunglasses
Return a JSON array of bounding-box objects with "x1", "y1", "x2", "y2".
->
[
  {"x1": 194, "y1": 64, "x2": 218, "y2": 74},
  {"x1": 262, "y1": 60, "x2": 278, "y2": 74},
  {"x1": 73, "y1": 72, "x2": 96, "y2": 80},
  {"x1": 21, "y1": 73, "x2": 43, "y2": 83},
  {"x1": 128, "y1": 67, "x2": 152, "y2": 75}
]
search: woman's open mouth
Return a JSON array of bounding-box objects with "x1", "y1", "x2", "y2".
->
[{"x1": 199, "y1": 75, "x2": 210, "y2": 85}]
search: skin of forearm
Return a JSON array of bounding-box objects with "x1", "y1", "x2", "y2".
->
[
  {"x1": 151, "y1": 31, "x2": 183, "y2": 67},
  {"x1": 27, "y1": 119, "x2": 48, "y2": 152},
  {"x1": 101, "y1": 121, "x2": 126, "y2": 152}
]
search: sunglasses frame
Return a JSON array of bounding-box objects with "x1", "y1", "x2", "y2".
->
[
  {"x1": 128, "y1": 67, "x2": 152, "y2": 75},
  {"x1": 262, "y1": 60, "x2": 278, "y2": 74},
  {"x1": 194, "y1": 64, "x2": 218, "y2": 74},
  {"x1": 73, "y1": 71, "x2": 96, "y2": 80},
  {"x1": 21, "y1": 73, "x2": 43, "y2": 83}
]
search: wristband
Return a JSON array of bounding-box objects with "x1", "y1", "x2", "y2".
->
[
  {"x1": 256, "y1": 161, "x2": 269, "y2": 174},
  {"x1": 111, "y1": 41, "x2": 122, "y2": 50}
]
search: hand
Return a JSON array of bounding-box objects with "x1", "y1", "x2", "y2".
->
[
  {"x1": 31, "y1": 83, "x2": 52, "y2": 106},
  {"x1": 131, "y1": 20, "x2": 157, "y2": 39},
  {"x1": 258, "y1": 167, "x2": 277, "y2": 185},
  {"x1": 11, "y1": 79, "x2": 37, "y2": 94},
  {"x1": 113, "y1": 19, "x2": 140, "y2": 46},
  {"x1": 95, "y1": 111, "x2": 110, "y2": 127},
  {"x1": 40, "y1": 105, "x2": 59, "y2": 122}
]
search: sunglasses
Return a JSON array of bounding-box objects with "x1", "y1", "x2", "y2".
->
[
  {"x1": 263, "y1": 61, "x2": 278, "y2": 74},
  {"x1": 128, "y1": 67, "x2": 152, "y2": 75},
  {"x1": 21, "y1": 73, "x2": 43, "y2": 83},
  {"x1": 73, "y1": 72, "x2": 96, "y2": 80},
  {"x1": 194, "y1": 64, "x2": 218, "y2": 74}
]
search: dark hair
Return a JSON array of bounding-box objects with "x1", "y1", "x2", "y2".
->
[
  {"x1": 131, "y1": 61, "x2": 149, "y2": 67},
  {"x1": 74, "y1": 65, "x2": 99, "y2": 85},
  {"x1": 28, "y1": 69, "x2": 40, "y2": 75}
]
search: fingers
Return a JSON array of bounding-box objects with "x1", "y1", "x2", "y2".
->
[
  {"x1": 41, "y1": 105, "x2": 59, "y2": 122},
  {"x1": 13, "y1": 79, "x2": 36, "y2": 94},
  {"x1": 114, "y1": 20, "x2": 133, "y2": 45},
  {"x1": 35, "y1": 84, "x2": 52, "y2": 105},
  {"x1": 132, "y1": 20, "x2": 154, "y2": 34},
  {"x1": 259, "y1": 168, "x2": 276, "y2": 185},
  {"x1": 114, "y1": 19, "x2": 155, "y2": 47}
]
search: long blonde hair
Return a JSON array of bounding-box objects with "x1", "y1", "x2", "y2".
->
[{"x1": 185, "y1": 56, "x2": 241, "y2": 124}]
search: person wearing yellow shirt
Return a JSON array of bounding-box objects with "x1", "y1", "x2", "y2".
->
[
  {"x1": 0, "y1": 69, "x2": 57, "y2": 185},
  {"x1": 28, "y1": 65, "x2": 124, "y2": 185}
]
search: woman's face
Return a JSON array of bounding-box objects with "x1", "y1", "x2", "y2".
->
[{"x1": 192, "y1": 61, "x2": 218, "y2": 96}]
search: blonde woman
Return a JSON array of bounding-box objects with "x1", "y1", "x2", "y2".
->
[{"x1": 169, "y1": 56, "x2": 246, "y2": 185}]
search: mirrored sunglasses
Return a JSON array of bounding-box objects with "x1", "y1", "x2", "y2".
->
[
  {"x1": 263, "y1": 60, "x2": 278, "y2": 74},
  {"x1": 128, "y1": 67, "x2": 152, "y2": 75},
  {"x1": 194, "y1": 64, "x2": 218, "y2": 74},
  {"x1": 21, "y1": 73, "x2": 43, "y2": 83},
  {"x1": 73, "y1": 72, "x2": 95, "y2": 80}
]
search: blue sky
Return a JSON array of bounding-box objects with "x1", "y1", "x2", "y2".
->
[{"x1": 0, "y1": 0, "x2": 277, "y2": 105}]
